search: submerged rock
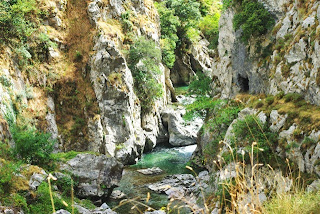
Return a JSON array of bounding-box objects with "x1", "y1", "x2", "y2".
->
[
  {"x1": 137, "y1": 167, "x2": 163, "y2": 175},
  {"x1": 148, "y1": 174, "x2": 197, "y2": 196},
  {"x1": 75, "y1": 203, "x2": 116, "y2": 214},
  {"x1": 61, "y1": 154, "x2": 123, "y2": 200}
]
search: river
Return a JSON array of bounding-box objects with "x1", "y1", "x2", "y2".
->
[{"x1": 108, "y1": 145, "x2": 197, "y2": 213}]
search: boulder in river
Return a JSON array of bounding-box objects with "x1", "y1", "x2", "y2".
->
[
  {"x1": 161, "y1": 106, "x2": 203, "y2": 147},
  {"x1": 137, "y1": 167, "x2": 164, "y2": 175},
  {"x1": 148, "y1": 174, "x2": 197, "y2": 196},
  {"x1": 61, "y1": 153, "x2": 123, "y2": 200}
]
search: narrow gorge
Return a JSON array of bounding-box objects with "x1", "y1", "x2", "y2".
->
[{"x1": 1, "y1": 0, "x2": 320, "y2": 213}]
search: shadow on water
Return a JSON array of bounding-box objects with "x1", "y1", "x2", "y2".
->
[{"x1": 108, "y1": 145, "x2": 197, "y2": 214}]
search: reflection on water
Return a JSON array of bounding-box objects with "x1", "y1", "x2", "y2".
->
[{"x1": 132, "y1": 145, "x2": 197, "y2": 174}]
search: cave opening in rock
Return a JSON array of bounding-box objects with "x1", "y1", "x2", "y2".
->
[{"x1": 238, "y1": 75, "x2": 249, "y2": 92}]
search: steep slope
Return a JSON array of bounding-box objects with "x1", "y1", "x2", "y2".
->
[{"x1": 209, "y1": 0, "x2": 320, "y2": 104}]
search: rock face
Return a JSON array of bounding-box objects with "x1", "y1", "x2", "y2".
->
[
  {"x1": 89, "y1": 35, "x2": 146, "y2": 164},
  {"x1": 87, "y1": 0, "x2": 171, "y2": 164},
  {"x1": 61, "y1": 154, "x2": 123, "y2": 200},
  {"x1": 209, "y1": 1, "x2": 320, "y2": 104}
]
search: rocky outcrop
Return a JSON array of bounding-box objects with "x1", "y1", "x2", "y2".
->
[
  {"x1": 61, "y1": 154, "x2": 123, "y2": 200},
  {"x1": 148, "y1": 174, "x2": 197, "y2": 196},
  {"x1": 210, "y1": 1, "x2": 320, "y2": 104},
  {"x1": 161, "y1": 106, "x2": 203, "y2": 147},
  {"x1": 87, "y1": 0, "x2": 172, "y2": 164},
  {"x1": 89, "y1": 35, "x2": 146, "y2": 164}
]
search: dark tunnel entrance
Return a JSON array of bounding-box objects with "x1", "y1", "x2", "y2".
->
[{"x1": 238, "y1": 74, "x2": 249, "y2": 92}]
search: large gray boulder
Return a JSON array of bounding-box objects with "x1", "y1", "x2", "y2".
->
[
  {"x1": 61, "y1": 154, "x2": 123, "y2": 199},
  {"x1": 161, "y1": 107, "x2": 202, "y2": 147}
]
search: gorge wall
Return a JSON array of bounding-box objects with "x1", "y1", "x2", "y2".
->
[
  {"x1": 0, "y1": 0, "x2": 175, "y2": 165},
  {"x1": 208, "y1": 0, "x2": 320, "y2": 104}
]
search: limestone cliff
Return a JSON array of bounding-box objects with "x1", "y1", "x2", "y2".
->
[
  {"x1": 208, "y1": 0, "x2": 320, "y2": 104},
  {"x1": 0, "y1": 0, "x2": 173, "y2": 165}
]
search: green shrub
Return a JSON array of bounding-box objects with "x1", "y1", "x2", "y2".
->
[
  {"x1": 29, "y1": 182, "x2": 77, "y2": 214},
  {"x1": 199, "y1": 13, "x2": 220, "y2": 48},
  {"x1": 11, "y1": 126, "x2": 55, "y2": 166},
  {"x1": 195, "y1": 100, "x2": 242, "y2": 165},
  {"x1": 188, "y1": 72, "x2": 212, "y2": 96},
  {"x1": 222, "y1": 0, "x2": 233, "y2": 10},
  {"x1": 266, "y1": 96, "x2": 275, "y2": 105},
  {"x1": 156, "y1": 2, "x2": 180, "y2": 41},
  {"x1": 2, "y1": 193, "x2": 29, "y2": 213},
  {"x1": 284, "y1": 93, "x2": 304, "y2": 103},
  {"x1": 185, "y1": 27, "x2": 201, "y2": 43},
  {"x1": 128, "y1": 37, "x2": 163, "y2": 112},
  {"x1": 0, "y1": 141, "x2": 13, "y2": 159},
  {"x1": 156, "y1": 2, "x2": 180, "y2": 67},
  {"x1": 160, "y1": 38, "x2": 176, "y2": 68},
  {"x1": 0, "y1": 0, "x2": 38, "y2": 43},
  {"x1": 233, "y1": 0, "x2": 275, "y2": 43},
  {"x1": 0, "y1": 160, "x2": 20, "y2": 195},
  {"x1": 167, "y1": 0, "x2": 201, "y2": 25},
  {"x1": 121, "y1": 11, "x2": 133, "y2": 32},
  {"x1": 231, "y1": 115, "x2": 278, "y2": 164}
]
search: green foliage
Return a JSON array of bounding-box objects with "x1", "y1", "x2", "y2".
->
[
  {"x1": 29, "y1": 182, "x2": 77, "y2": 214},
  {"x1": 265, "y1": 95, "x2": 275, "y2": 105},
  {"x1": 128, "y1": 37, "x2": 163, "y2": 112},
  {"x1": 167, "y1": 0, "x2": 201, "y2": 25},
  {"x1": 0, "y1": 160, "x2": 20, "y2": 195},
  {"x1": 3, "y1": 193, "x2": 29, "y2": 213},
  {"x1": 160, "y1": 38, "x2": 176, "y2": 68},
  {"x1": 190, "y1": 100, "x2": 242, "y2": 165},
  {"x1": 0, "y1": 141, "x2": 13, "y2": 159},
  {"x1": 0, "y1": 75, "x2": 12, "y2": 87},
  {"x1": 233, "y1": 0, "x2": 275, "y2": 43},
  {"x1": 188, "y1": 72, "x2": 212, "y2": 96},
  {"x1": 284, "y1": 93, "x2": 304, "y2": 103},
  {"x1": 184, "y1": 97, "x2": 218, "y2": 120},
  {"x1": 156, "y1": 2, "x2": 180, "y2": 67},
  {"x1": 52, "y1": 150, "x2": 97, "y2": 163},
  {"x1": 11, "y1": 126, "x2": 55, "y2": 166},
  {"x1": 55, "y1": 175, "x2": 74, "y2": 197},
  {"x1": 263, "y1": 190, "x2": 320, "y2": 214},
  {"x1": 0, "y1": 0, "x2": 38, "y2": 43},
  {"x1": 185, "y1": 27, "x2": 201, "y2": 43},
  {"x1": 222, "y1": 0, "x2": 234, "y2": 10},
  {"x1": 199, "y1": 13, "x2": 220, "y2": 48},
  {"x1": 121, "y1": 11, "x2": 134, "y2": 32},
  {"x1": 156, "y1": 2, "x2": 180, "y2": 41},
  {"x1": 39, "y1": 33, "x2": 57, "y2": 49},
  {"x1": 231, "y1": 115, "x2": 278, "y2": 164}
]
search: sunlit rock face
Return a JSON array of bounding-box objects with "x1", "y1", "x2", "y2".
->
[
  {"x1": 61, "y1": 153, "x2": 123, "y2": 199},
  {"x1": 87, "y1": 0, "x2": 172, "y2": 164},
  {"x1": 208, "y1": 1, "x2": 320, "y2": 105}
]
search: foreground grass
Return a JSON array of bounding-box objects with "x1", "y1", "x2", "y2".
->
[{"x1": 263, "y1": 190, "x2": 320, "y2": 214}]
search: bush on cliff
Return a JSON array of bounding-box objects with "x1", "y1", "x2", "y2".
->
[
  {"x1": 233, "y1": 0, "x2": 275, "y2": 43},
  {"x1": 11, "y1": 126, "x2": 55, "y2": 166},
  {"x1": 128, "y1": 37, "x2": 163, "y2": 112}
]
